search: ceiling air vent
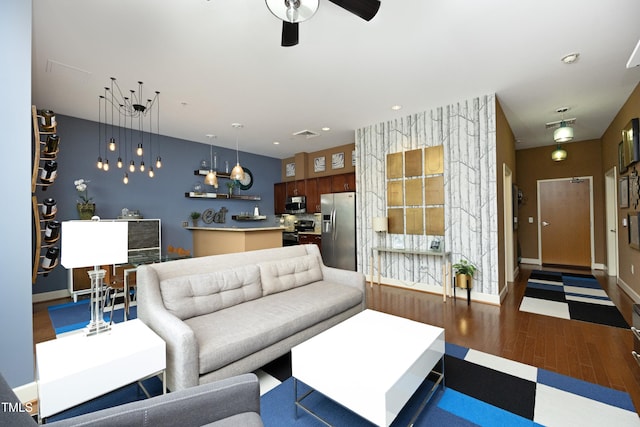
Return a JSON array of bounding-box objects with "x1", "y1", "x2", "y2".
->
[{"x1": 293, "y1": 129, "x2": 319, "y2": 139}]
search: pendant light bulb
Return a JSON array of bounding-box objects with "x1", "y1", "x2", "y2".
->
[
  {"x1": 205, "y1": 171, "x2": 218, "y2": 188},
  {"x1": 117, "y1": 157, "x2": 123, "y2": 168},
  {"x1": 136, "y1": 143, "x2": 143, "y2": 156},
  {"x1": 123, "y1": 173, "x2": 129, "y2": 184},
  {"x1": 140, "y1": 160, "x2": 145, "y2": 172},
  {"x1": 108, "y1": 138, "x2": 116, "y2": 152},
  {"x1": 103, "y1": 159, "x2": 110, "y2": 171},
  {"x1": 148, "y1": 167, "x2": 155, "y2": 178},
  {"x1": 231, "y1": 123, "x2": 245, "y2": 181},
  {"x1": 97, "y1": 156, "x2": 103, "y2": 169},
  {"x1": 156, "y1": 156, "x2": 162, "y2": 168},
  {"x1": 129, "y1": 160, "x2": 135, "y2": 173}
]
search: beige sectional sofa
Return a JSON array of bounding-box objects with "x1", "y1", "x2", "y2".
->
[{"x1": 137, "y1": 244, "x2": 365, "y2": 391}]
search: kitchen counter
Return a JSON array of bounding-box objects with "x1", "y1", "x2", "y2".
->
[{"x1": 186, "y1": 226, "x2": 285, "y2": 256}]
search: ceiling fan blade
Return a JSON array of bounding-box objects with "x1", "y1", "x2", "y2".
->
[
  {"x1": 327, "y1": 0, "x2": 381, "y2": 21},
  {"x1": 281, "y1": 21, "x2": 299, "y2": 47}
]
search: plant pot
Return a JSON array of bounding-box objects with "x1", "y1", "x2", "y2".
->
[
  {"x1": 456, "y1": 273, "x2": 473, "y2": 289},
  {"x1": 191, "y1": 219, "x2": 199, "y2": 227},
  {"x1": 77, "y1": 203, "x2": 96, "y2": 220}
]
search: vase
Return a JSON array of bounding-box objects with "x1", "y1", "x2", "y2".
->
[{"x1": 77, "y1": 203, "x2": 96, "y2": 220}]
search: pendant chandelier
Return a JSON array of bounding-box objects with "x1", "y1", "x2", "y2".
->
[
  {"x1": 96, "y1": 78, "x2": 162, "y2": 184},
  {"x1": 545, "y1": 107, "x2": 575, "y2": 162},
  {"x1": 231, "y1": 123, "x2": 245, "y2": 181},
  {"x1": 204, "y1": 135, "x2": 218, "y2": 188}
]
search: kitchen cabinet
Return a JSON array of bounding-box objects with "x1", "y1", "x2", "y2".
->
[
  {"x1": 305, "y1": 179, "x2": 320, "y2": 213},
  {"x1": 331, "y1": 173, "x2": 355, "y2": 193},
  {"x1": 274, "y1": 182, "x2": 287, "y2": 214},
  {"x1": 287, "y1": 180, "x2": 306, "y2": 197},
  {"x1": 299, "y1": 233, "x2": 321, "y2": 253}
]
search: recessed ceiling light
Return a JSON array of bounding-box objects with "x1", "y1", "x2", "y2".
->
[
  {"x1": 391, "y1": 105, "x2": 402, "y2": 111},
  {"x1": 321, "y1": 127, "x2": 330, "y2": 132},
  {"x1": 561, "y1": 53, "x2": 580, "y2": 64},
  {"x1": 273, "y1": 141, "x2": 280, "y2": 145}
]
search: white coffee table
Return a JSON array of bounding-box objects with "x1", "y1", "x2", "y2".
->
[
  {"x1": 36, "y1": 319, "x2": 166, "y2": 420},
  {"x1": 292, "y1": 309, "x2": 445, "y2": 427}
]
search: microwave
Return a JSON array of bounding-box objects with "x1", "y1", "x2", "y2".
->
[{"x1": 285, "y1": 196, "x2": 306, "y2": 214}]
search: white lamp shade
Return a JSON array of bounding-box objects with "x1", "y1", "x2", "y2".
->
[
  {"x1": 554, "y1": 125, "x2": 574, "y2": 143},
  {"x1": 61, "y1": 220, "x2": 129, "y2": 268},
  {"x1": 372, "y1": 217, "x2": 388, "y2": 232}
]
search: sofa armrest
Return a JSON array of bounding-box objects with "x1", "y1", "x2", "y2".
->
[
  {"x1": 51, "y1": 374, "x2": 262, "y2": 427},
  {"x1": 136, "y1": 265, "x2": 199, "y2": 391},
  {"x1": 321, "y1": 265, "x2": 366, "y2": 308}
]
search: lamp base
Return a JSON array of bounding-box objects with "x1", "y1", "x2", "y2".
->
[{"x1": 86, "y1": 267, "x2": 111, "y2": 337}]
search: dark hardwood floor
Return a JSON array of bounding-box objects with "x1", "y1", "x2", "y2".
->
[{"x1": 32, "y1": 264, "x2": 640, "y2": 414}]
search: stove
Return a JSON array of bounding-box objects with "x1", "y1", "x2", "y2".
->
[{"x1": 282, "y1": 220, "x2": 315, "y2": 246}]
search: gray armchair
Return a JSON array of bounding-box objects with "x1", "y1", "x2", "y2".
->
[{"x1": 0, "y1": 372, "x2": 263, "y2": 427}]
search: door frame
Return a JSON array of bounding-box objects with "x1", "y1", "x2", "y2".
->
[
  {"x1": 536, "y1": 176, "x2": 595, "y2": 268},
  {"x1": 503, "y1": 164, "x2": 515, "y2": 284},
  {"x1": 605, "y1": 167, "x2": 619, "y2": 277}
]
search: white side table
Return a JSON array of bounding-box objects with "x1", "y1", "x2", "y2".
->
[{"x1": 36, "y1": 319, "x2": 166, "y2": 420}]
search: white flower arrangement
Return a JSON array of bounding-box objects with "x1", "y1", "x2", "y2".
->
[{"x1": 74, "y1": 179, "x2": 93, "y2": 205}]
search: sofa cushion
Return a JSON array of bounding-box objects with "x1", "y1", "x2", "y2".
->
[
  {"x1": 185, "y1": 280, "x2": 363, "y2": 374},
  {"x1": 258, "y1": 254, "x2": 323, "y2": 296},
  {"x1": 159, "y1": 265, "x2": 262, "y2": 320}
]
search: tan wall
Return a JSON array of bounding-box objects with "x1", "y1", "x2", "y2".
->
[
  {"x1": 515, "y1": 139, "x2": 605, "y2": 265},
  {"x1": 280, "y1": 143, "x2": 355, "y2": 181},
  {"x1": 601, "y1": 81, "x2": 640, "y2": 295},
  {"x1": 496, "y1": 98, "x2": 517, "y2": 294}
]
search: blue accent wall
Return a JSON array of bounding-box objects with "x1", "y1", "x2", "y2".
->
[{"x1": 32, "y1": 114, "x2": 281, "y2": 294}]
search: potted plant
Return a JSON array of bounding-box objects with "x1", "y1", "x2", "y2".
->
[
  {"x1": 226, "y1": 181, "x2": 236, "y2": 197},
  {"x1": 453, "y1": 259, "x2": 477, "y2": 289},
  {"x1": 190, "y1": 211, "x2": 201, "y2": 227},
  {"x1": 74, "y1": 178, "x2": 95, "y2": 220}
]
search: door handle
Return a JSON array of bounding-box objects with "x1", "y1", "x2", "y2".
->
[
  {"x1": 542, "y1": 221, "x2": 550, "y2": 227},
  {"x1": 610, "y1": 229, "x2": 616, "y2": 232}
]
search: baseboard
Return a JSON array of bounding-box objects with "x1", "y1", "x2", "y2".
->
[
  {"x1": 617, "y1": 277, "x2": 640, "y2": 304},
  {"x1": 592, "y1": 263, "x2": 605, "y2": 271},
  {"x1": 32, "y1": 289, "x2": 71, "y2": 304},
  {"x1": 366, "y1": 275, "x2": 501, "y2": 305},
  {"x1": 520, "y1": 258, "x2": 540, "y2": 265}
]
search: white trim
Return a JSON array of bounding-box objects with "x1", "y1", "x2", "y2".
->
[
  {"x1": 367, "y1": 275, "x2": 501, "y2": 305},
  {"x1": 604, "y1": 167, "x2": 619, "y2": 277},
  {"x1": 618, "y1": 277, "x2": 640, "y2": 304},
  {"x1": 521, "y1": 258, "x2": 541, "y2": 265},
  {"x1": 13, "y1": 381, "x2": 38, "y2": 403},
  {"x1": 32, "y1": 289, "x2": 71, "y2": 304},
  {"x1": 592, "y1": 263, "x2": 605, "y2": 271}
]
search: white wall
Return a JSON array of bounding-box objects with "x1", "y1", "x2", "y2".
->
[
  {"x1": 355, "y1": 94, "x2": 499, "y2": 298},
  {"x1": 0, "y1": 0, "x2": 35, "y2": 386}
]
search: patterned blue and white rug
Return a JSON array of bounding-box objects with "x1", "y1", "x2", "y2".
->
[
  {"x1": 518, "y1": 270, "x2": 629, "y2": 329},
  {"x1": 259, "y1": 343, "x2": 640, "y2": 426}
]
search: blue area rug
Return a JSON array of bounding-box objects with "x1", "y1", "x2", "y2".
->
[
  {"x1": 48, "y1": 299, "x2": 136, "y2": 335},
  {"x1": 519, "y1": 270, "x2": 629, "y2": 328},
  {"x1": 260, "y1": 342, "x2": 640, "y2": 427}
]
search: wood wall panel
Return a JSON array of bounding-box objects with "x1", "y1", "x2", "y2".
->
[
  {"x1": 425, "y1": 175, "x2": 445, "y2": 205},
  {"x1": 425, "y1": 145, "x2": 444, "y2": 174},
  {"x1": 387, "y1": 152, "x2": 403, "y2": 179},
  {"x1": 388, "y1": 208, "x2": 404, "y2": 234},
  {"x1": 425, "y1": 207, "x2": 445, "y2": 235},
  {"x1": 406, "y1": 208, "x2": 424, "y2": 235},
  {"x1": 405, "y1": 179, "x2": 423, "y2": 206},
  {"x1": 404, "y1": 149, "x2": 423, "y2": 177},
  {"x1": 387, "y1": 181, "x2": 404, "y2": 206}
]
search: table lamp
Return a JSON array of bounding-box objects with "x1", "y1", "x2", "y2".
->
[
  {"x1": 61, "y1": 218, "x2": 128, "y2": 336},
  {"x1": 372, "y1": 217, "x2": 388, "y2": 248}
]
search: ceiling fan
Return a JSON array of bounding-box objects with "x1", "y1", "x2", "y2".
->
[{"x1": 265, "y1": 0, "x2": 381, "y2": 47}]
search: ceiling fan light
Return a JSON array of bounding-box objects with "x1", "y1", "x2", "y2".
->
[
  {"x1": 551, "y1": 146, "x2": 567, "y2": 162},
  {"x1": 554, "y1": 124, "x2": 573, "y2": 142},
  {"x1": 266, "y1": 0, "x2": 319, "y2": 23}
]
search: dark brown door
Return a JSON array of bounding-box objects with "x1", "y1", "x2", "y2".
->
[{"x1": 539, "y1": 178, "x2": 591, "y2": 267}]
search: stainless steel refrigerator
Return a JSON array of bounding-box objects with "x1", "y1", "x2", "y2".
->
[{"x1": 321, "y1": 192, "x2": 356, "y2": 271}]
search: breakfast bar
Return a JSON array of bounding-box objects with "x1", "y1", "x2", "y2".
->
[{"x1": 186, "y1": 226, "x2": 284, "y2": 257}]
